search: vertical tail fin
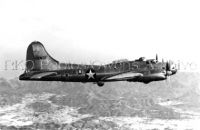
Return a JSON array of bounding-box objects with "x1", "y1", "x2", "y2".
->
[{"x1": 26, "y1": 41, "x2": 59, "y2": 72}]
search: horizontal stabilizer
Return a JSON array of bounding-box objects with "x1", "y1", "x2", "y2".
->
[{"x1": 30, "y1": 72, "x2": 57, "y2": 79}]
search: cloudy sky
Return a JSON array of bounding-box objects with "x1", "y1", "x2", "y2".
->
[{"x1": 0, "y1": 0, "x2": 200, "y2": 76}]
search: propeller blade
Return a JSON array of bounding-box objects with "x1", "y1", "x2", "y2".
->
[
  {"x1": 165, "y1": 61, "x2": 171, "y2": 77},
  {"x1": 165, "y1": 60, "x2": 173, "y2": 87},
  {"x1": 156, "y1": 54, "x2": 158, "y2": 61},
  {"x1": 165, "y1": 75, "x2": 172, "y2": 87},
  {"x1": 166, "y1": 61, "x2": 171, "y2": 71}
]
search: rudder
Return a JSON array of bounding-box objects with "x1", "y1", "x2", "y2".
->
[{"x1": 26, "y1": 41, "x2": 59, "y2": 72}]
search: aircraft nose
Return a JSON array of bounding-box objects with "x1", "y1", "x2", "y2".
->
[{"x1": 172, "y1": 68, "x2": 178, "y2": 74}]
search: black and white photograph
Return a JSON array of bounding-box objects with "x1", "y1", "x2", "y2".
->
[{"x1": 0, "y1": 0, "x2": 200, "y2": 129}]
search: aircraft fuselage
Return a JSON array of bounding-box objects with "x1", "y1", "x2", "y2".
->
[{"x1": 19, "y1": 41, "x2": 177, "y2": 86}]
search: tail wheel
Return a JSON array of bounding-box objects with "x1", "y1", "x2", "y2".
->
[{"x1": 97, "y1": 82, "x2": 104, "y2": 87}]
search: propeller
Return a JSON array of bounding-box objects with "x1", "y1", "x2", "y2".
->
[
  {"x1": 163, "y1": 59, "x2": 177, "y2": 88},
  {"x1": 156, "y1": 54, "x2": 158, "y2": 61},
  {"x1": 165, "y1": 60, "x2": 172, "y2": 77},
  {"x1": 165, "y1": 60, "x2": 172, "y2": 87},
  {"x1": 166, "y1": 61, "x2": 171, "y2": 71}
]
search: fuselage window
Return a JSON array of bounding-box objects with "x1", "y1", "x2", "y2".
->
[{"x1": 78, "y1": 69, "x2": 82, "y2": 74}]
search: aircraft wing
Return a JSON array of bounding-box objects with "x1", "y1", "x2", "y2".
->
[
  {"x1": 30, "y1": 72, "x2": 57, "y2": 79},
  {"x1": 104, "y1": 72, "x2": 143, "y2": 81}
]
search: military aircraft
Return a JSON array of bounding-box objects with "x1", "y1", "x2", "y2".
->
[{"x1": 19, "y1": 41, "x2": 177, "y2": 87}]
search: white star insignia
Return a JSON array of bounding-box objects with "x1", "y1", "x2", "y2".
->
[{"x1": 86, "y1": 69, "x2": 95, "y2": 79}]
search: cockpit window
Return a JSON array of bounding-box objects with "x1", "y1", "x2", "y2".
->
[
  {"x1": 151, "y1": 60, "x2": 156, "y2": 64},
  {"x1": 139, "y1": 57, "x2": 145, "y2": 61},
  {"x1": 146, "y1": 59, "x2": 157, "y2": 64}
]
